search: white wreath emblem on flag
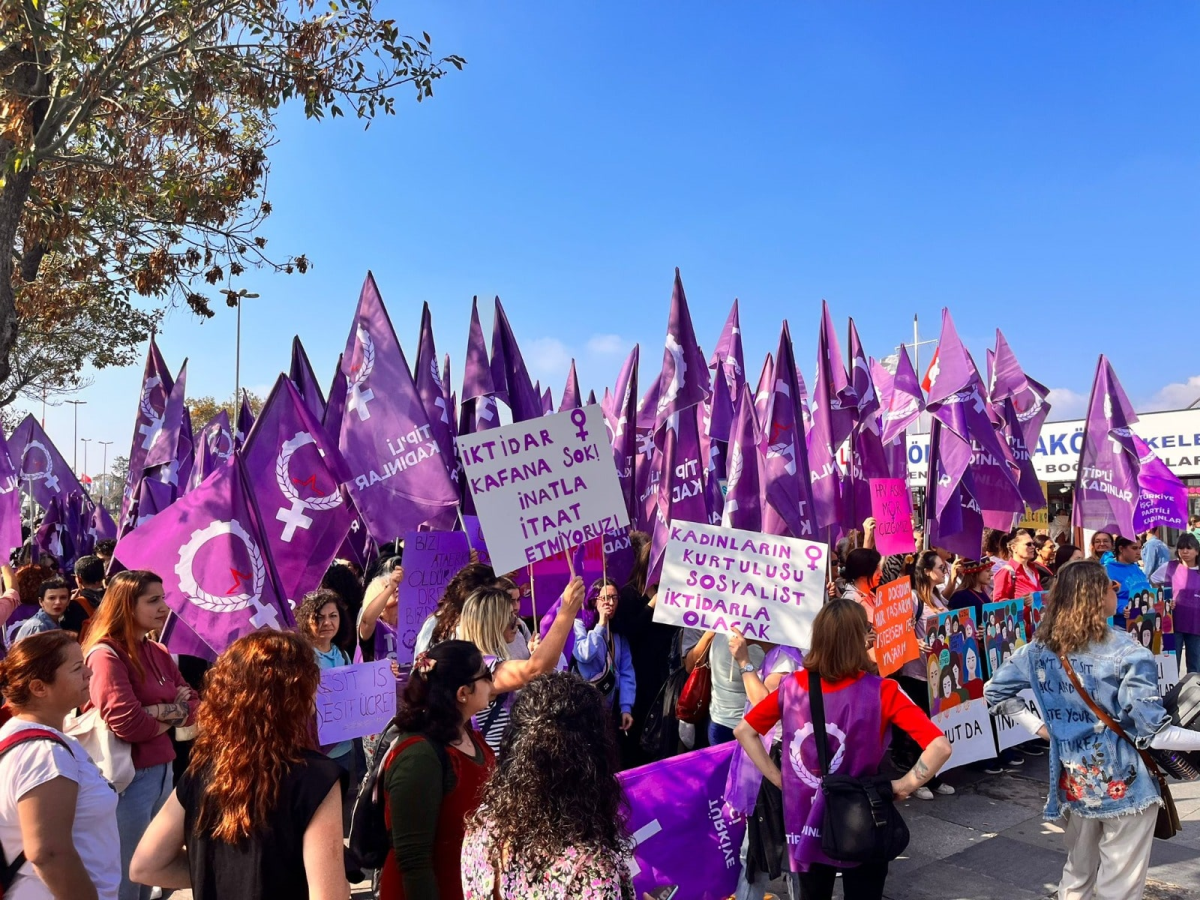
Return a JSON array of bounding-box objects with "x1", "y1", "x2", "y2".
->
[
  {"x1": 175, "y1": 520, "x2": 280, "y2": 628},
  {"x1": 655, "y1": 333, "x2": 688, "y2": 416},
  {"x1": 20, "y1": 441, "x2": 59, "y2": 493},
  {"x1": 789, "y1": 722, "x2": 847, "y2": 790},
  {"x1": 275, "y1": 431, "x2": 343, "y2": 542},
  {"x1": 138, "y1": 376, "x2": 166, "y2": 451},
  {"x1": 347, "y1": 325, "x2": 376, "y2": 421}
]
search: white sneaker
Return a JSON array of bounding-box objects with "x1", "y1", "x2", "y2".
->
[
  {"x1": 150, "y1": 890, "x2": 163, "y2": 900},
  {"x1": 933, "y1": 783, "x2": 956, "y2": 795},
  {"x1": 914, "y1": 786, "x2": 934, "y2": 800}
]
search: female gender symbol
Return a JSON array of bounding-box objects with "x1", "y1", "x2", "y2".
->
[
  {"x1": 570, "y1": 408, "x2": 589, "y2": 442},
  {"x1": 805, "y1": 545, "x2": 824, "y2": 571}
]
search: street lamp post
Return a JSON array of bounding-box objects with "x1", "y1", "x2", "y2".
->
[
  {"x1": 99, "y1": 441, "x2": 113, "y2": 511},
  {"x1": 80, "y1": 438, "x2": 90, "y2": 479},
  {"x1": 65, "y1": 400, "x2": 87, "y2": 470}
]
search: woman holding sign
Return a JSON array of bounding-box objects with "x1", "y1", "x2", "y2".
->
[
  {"x1": 986, "y1": 561, "x2": 1200, "y2": 900},
  {"x1": 296, "y1": 591, "x2": 356, "y2": 787},
  {"x1": 1148, "y1": 532, "x2": 1200, "y2": 675},
  {"x1": 734, "y1": 599, "x2": 951, "y2": 900}
]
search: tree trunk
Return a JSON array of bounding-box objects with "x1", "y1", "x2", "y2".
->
[{"x1": 0, "y1": 165, "x2": 37, "y2": 391}]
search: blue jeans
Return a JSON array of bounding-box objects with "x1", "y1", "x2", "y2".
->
[
  {"x1": 1180, "y1": 631, "x2": 1200, "y2": 676},
  {"x1": 117, "y1": 763, "x2": 173, "y2": 900},
  {"x1": 708, "y1": 721, "x2": 736, "y2": 746}
]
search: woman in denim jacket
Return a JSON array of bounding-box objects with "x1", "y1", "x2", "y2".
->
[{"x1": 985, "y1": 561, "x2": 1200, "y2": 900}]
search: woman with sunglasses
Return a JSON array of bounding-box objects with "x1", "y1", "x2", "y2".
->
[
  {"x1": 456, "y1": 578, "x2": 585, "y2": 751},
  {"x1": 986, "y1": 561, "x2": 1200, "y2": 899},
  {"x1": 378, "y1": 640, "x2": 496, "y2": 900}
]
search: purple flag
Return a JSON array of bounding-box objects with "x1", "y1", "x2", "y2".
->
[
  {"x1": 65, "y1": 493, "x2": 86, "y2": 563},
  {"x1": 586, "y1": 389, "x2": 597, "y2": 406},
  {"x1": 235, "y1": 392, "x2": 256, "y2": 447},
  {"x1": 762, "y1": 323, "x2": 816, "y2": 539},
  {"x1": 120, "y1": 338, "x2": 174, "y2": 529},
  {"x1": 649, "y1": 410, "x2": 710, "y2": 581},
  {"x1": 460, "y1": 298, "x2": 500, "y2": 435},
  {"x1": 336, "y1": 273, "x2": 458, "y2": 541},
  {"x1": 144, "y1": 359, "x2": 191, "y2": 497},
  {"x1": 413, "y1": 302, "x2": 457, "y2": 479},
  {"x1": 753, "y1": 352, "x2": 774, "y2": 429},
  {"x1": 242, "y1": 375, "x2": 354, "y2": 606},
  {"x1": 10, "y1": 415, "x2": 85, "y2": 513},
  {"x1": 842, "y1": 320, "x2": 887, "y2": 528},
  {"x1": 709, "y1": 298, "x2": 746, "y2": 403},
  {"x1": 559, "y1": 360, "x2": 582, "y2": 412},
  {"x1": 633, "y1": 378, "x2": 661, "y2": 533},
  {"x1": 1072, "y1": 356, "x2": 1144, "y2": 538},
  {"x1": 808, "y1": 305, "x2": 849, "y2": 531},
  {"x1": 870, "y1": 358, "x2": 909, "y2": 479},
  {"x1": 705, "y1": 363, "x2": 735, "y2": 445},
  {"x1": 490, "y1": 297, "x2": 542, "y2": 422},
  {"x1": 924, "y1": 418, "x2": 985, "y2": 558},
  {"x1": 189, "y1": 410, "x2": 235, "y2": 492},
  {"x1": 131, "y1": 477, "x2": 175, "y2": 530},
  {"x1": 0, "y1": 428, "x2": 23, "y2": 557},
  {"x1": 289, "y1": 336, "x2": 328, "y2": 426},
  {"x1": 161, "y1": 613, "x2": 217, "y2": 662},
  {"x1": 1131, "y1": 434, "x2": 1188, "y2": 531},
  {"x1": 540, "y1": 385, "x2": 554, "y2": 416},
  {"x1": 323, "y1": 354, "x2": 347, "y2": 446},
  {"x1": 114, "y1": 460, "x2": 292, "y2": 656},
  {"x1": 88, "y1": 500, "x2": 117, "y2": 545},
  {"x1": 721, "y1": 385, "x2": 763, "y2": 532},
  {"x1": 990, "y1": 331, "x2": 1051, "y2": 443},
  {"x1": 655, "y1": 269, "x2": 712, "y2": 432},
  {"x1": 879, "y1": 345, "x2": 925, "y2": 446},
  {"x1": 35, "y1": 498, "x2": 70, "y2": 565},
  {"x1": 1000, "y1": 397, "x2": 1047, "y2": 511},
  {"x1": 605, "y1": 345, "x2": 640, "y2": 523},
  {"x1": 619, "y1": 743, "x2": 745, "y2": 900}
]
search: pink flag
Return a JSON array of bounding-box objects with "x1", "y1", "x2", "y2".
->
[{"x1": 336, "y1": 273, "x2": 459, "y2": 541}]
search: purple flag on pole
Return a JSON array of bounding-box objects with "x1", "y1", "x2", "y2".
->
[
  {"x1": 323, "y1": 354, "x2": 347, "y2": 446},
  {"x1": 649, "y1": 410, "x2": 710, "y2": 581},
  {"x1": 925, "y1": 418, "x2": 985, "y2": 558},
  {"x1": 1000, "y1": 397, "x2": 1047, "y2": 511},
  {"x1": 289, "y1": 336, "x2": 328, "y2": 426},
  {"x1": 235, "y1": 393, "x2": 256, "y2": 448},
  {"x1": 120, "y1": 338, "x2": 173, "y2": 529},
  {"x1": 35, "y1": 498, "x2": 71, "y2": 565},
  {"x1": 243, "y1": 376, "x2": 354, "y2": 606},
  {"x1": 131, "y1": 477, "x2": 176, "y2": 530},
  {"x1": 540, "y1": 385, "x2": 554, "y2": 416},
  {"x1": 88, "y1": 500, "x2": 117, "y2": 545},
  {"x1": 870, "y1": 358, "x2": 909, "y2": 479},
  {"x1": 161, "y1": 613, "x2": 217, "y2": 662},
  {"x1": 605, "y1": 345, "x2": 639, "y2": 523},
  {"x1": 491, "y1": 297, "x2": 542, "y2": 422},
  {"x1": 414, "y1": 302, "x2": 457, "y2": 480},
  {"x1": 880, "y1": 345, "x2": 925, "y2": 446},
  {"x1": 10, "y1": 415, "x2": 85, "y2": 513},
  {"x1": 753, "y1": 353, "x2": 774, "y2": 429},
  {"x1": 842, "y1": 320, "x2": 888, "y2": 528},
  {"x1": 721, "y1": 385, "x2": 763, "y2": 532},
  {"x1": 990, "y1": 331, "x2": 1051, "y2": 444},
  {"x1": 808, "y1": 305, "x2": 848, "y2": 531},
  {"x1": 709, "y1": 298, "x2": 746, "y2": 404},
  {"x1": 144, "y1": 359, "x2": 191, "y2": 498},
  {"x1": 337, "y1": 273, "x2": 458, "y2": 541},
  {"x1": 189, "y1": 410, "x2": 235, "y2": 492},
  {"x1": 461, "y1": 298, "x2": 500, "y2": 435},
  {"x1": 1132, "y1": 434, "x2": 1188, "y2": 531},
  {"x1": 762, "y1": 323, "x2": 816, "y2": 539},
  {"x1": 114, "y1": 460, "x2": 292, "y2": 656},
  {"x1": 1072, "y1": 356, "x2": 1145, "y2": 538},
  {"x1": 633, "y1": 378, "x2": 661, "y2": 533},
  {"x1": 619, "y1": 743, "x2": 745, "y2": 900},
  {"x1": 559, "y1": 360, "x2": 582, "y2": 412},
  {"x1": 654, "y1": 269, "x2": 711, "y2": 432},
  {"x1": 0, "y1": 429, "x2": 22, "y2": 557},
  {"x1": 705, "y1": 363, "x2": 735, "y2": 445}
]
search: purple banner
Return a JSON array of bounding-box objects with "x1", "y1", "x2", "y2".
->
[{"x1": 397, "y1": 531, "x2": 471, "y2": 665}]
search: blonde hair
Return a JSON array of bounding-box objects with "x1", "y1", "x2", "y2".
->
[
  {"x1": 1035, "y1": 560, "x2": 1111, "y2": 654},
  {"x1": 457, "y1": 587, "x2": 515, "y2": 659}
]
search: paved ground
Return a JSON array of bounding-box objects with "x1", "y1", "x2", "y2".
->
[{"x1": 166, "y1": 753, "x2": 1200, "y2": 900}]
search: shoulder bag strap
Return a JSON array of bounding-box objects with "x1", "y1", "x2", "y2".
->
[
  {"x1": 807, "y1": 672, "x2": 831, "y2": 777},
  {"x1": 0, "y1": 729, "x2": 73, "y2": 890},
  {"x1": 1057, "y1": 653, "x2": 1167, "y2": 781}
]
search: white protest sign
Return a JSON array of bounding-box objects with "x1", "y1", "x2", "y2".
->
[
  {"x1": 994, "y1": 689, "x2": 1044, "y2": 752},
  {"x1": 315, "y1": 660, "x2": 396, "y2": 744},
  {"x1": 456, "y1": 405, "x2": 629, "y2": 575},
  {"x1": 653, "y1": 520, "x2": 828, "y2": 647}
]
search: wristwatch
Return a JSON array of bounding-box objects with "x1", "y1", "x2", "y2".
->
[{"x1": 739, "y1": 662, "x2": 756, "y2": 675}]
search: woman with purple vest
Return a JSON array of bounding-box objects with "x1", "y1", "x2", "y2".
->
[{"x1": 734, "y1": 600, "x2": 951, "y2": 900}]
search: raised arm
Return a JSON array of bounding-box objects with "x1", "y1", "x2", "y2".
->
[
  {"x1": 359, "y1": 567, "x2": 404, "y2": 641},
  {"x1": 493, "y1": 577, "x2": 584, "y2": 693}
]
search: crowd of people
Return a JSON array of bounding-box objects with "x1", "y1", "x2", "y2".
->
[{"x1": 0, "y1": 513, "x2": 1197, "y2": 900}]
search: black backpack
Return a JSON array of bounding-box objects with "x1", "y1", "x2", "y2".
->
[
  {"x1": 0, "y1": 729, "x2": 72, "y2": 895},
  {"x1": 639, "y1": 630, "x2": 687, "y2": 758},
  {"x1": 346, "y1": 725, "x2": 448, "y2": 870}
]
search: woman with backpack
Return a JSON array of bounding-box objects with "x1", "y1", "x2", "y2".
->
[
  {"x1": 734, "y1": 600, "x2": 951, "y2": 900},
  {"x1": 0, "y1": 630, "x2": 119, "y2": 899},
  {"x1": 83, "y1": 571, "x2": 197, "y2": 900},
  {"x1": 378, "y1": 640, "x2": 496, "y2": 900},
  {"x1": 129, "y1": 631, "x2": 348, "y2": 900}
]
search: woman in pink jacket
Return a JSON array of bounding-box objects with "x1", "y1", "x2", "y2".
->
[{"x1": 83, "y1": 571, "x2": 198, "y2": 900}]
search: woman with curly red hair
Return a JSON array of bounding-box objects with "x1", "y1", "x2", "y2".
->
[{"x1": 129, "y1": 630, "x2": 348, "y2": 900}]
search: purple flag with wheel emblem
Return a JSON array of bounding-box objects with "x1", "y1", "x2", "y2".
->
[
  {"x1": 114, "y1": 459, "x2": 292, "y2": 655},
  {"x1": 289, "y1": 336, "x2": 328, "y2": 426},
  {"x1": 633, "y1": 378, "x2": 661, "y2": 532},
  {"x1": 843, "y1": 319, "x2": 889, "y2": 529},
  {"x1": 618, "y1": 743, "x2": 744, "y2": 900},
  {"x1": 709, "y1": 298, "x2": 746, "y2": 404},
  {"x1": 88, "y1": 500, "x2": 117, "y2": 545},
  {"x1": 808, "y1": 301, "x2": 852, "y2": 532},
  {"x1": 236, "y1": 393, "x2": 256, "y2": 448},
  {"x1": 460, "y1": 297, "x2": 500, "y2": 436},
  {"x1": 243, "y1": 376, "x2": 354, "y2": 607},
  {"x1": 721, "y1": 384, "x2": 762, "y2": 532},
  {"x1": 880, "y1": 345, "x2": 925, "y2": 446},
  {"x1": 189, "y1": 410, "x2": 235, "y2": 492},
  {"x1": 10, "y1": 415, "x2": 85, "y2": 513},
  {"x1": 144, "y1": 359, "x2": 192, "y2": 500},
  {"x1": 337, "y1": 273, "x2": 459, "y2": 541},
  {"x1": 323, "y1": 354, "x2": 347, "y2": 446},
  {"x1": 559, "y1": 360, "x2": 582, "y2": 412},
  {"x1": 605, "y1": 344, "x2": 639, "y2": 523},
  {"x1": 654, "y1": 269, "x2": 711, "y2": 432},
  {"x1": 414, "y1": 302, "x2": 457, "y2": 489},
  {"x1": 753, "y1": 352, "x2": 774, "y2": 429},
  {"x1": 649, "y1": 407, "x2": 710, "y2": 581},
  {"x1": 990, "y1": 330, "x2": 1051, "y2": 444},
  {"x1": 762, "y1": 322, "x2": 815, "y2": 539},
  {"x1": 491, "y1": 297, "x2": 543, "y2": 422},
  {"x1": 0, "y1": 428, "x2": 22, "y2": 558},
  {"x1": 120, "y1": 338, "x2": 173, "y2": 530}
]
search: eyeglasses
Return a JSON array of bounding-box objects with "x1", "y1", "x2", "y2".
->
[{"x1": 469, "y1": 669, "x2": 494, "y2": 685}]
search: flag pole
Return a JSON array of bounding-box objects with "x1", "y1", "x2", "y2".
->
[{"x1": 528, "y1": 564, "x2": 537, "y2": 622}]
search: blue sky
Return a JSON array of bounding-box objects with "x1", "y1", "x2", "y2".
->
[{"x1": 14, "y1": 1, "x2": 1200, "y2": 477}]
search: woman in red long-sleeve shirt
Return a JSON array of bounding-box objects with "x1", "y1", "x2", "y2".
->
[{"x1": 83, "y1": 571, "x2": 198, "y2": 900}]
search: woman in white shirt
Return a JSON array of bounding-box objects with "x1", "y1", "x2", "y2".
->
[{"x1": 0, "y1": 630, "x2": 120, "y2": 900}]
